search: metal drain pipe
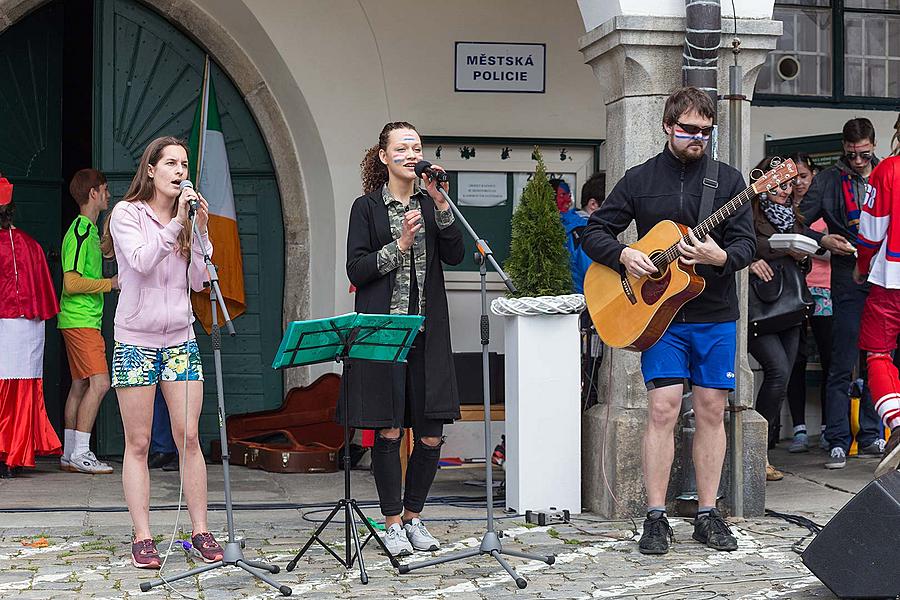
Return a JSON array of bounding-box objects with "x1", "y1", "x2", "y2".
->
[{"x1": 683, "y1": 0, "x2": 721, "y2": 105}]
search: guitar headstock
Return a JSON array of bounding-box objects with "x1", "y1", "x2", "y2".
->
[{"x1": 750, "y1": 158, "x2": 798, "y2": 195}]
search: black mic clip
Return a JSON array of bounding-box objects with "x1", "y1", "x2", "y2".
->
[{"x1": 414, "y1": 160, "x2": 449, "y2": 183}]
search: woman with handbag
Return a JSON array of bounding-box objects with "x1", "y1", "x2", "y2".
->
[
  {"x1": 785, "y1": 154, "x2": 833, "y2": 453},
  {"x1": 747, "y1": 157, "x2": 812, "y2": 481}
]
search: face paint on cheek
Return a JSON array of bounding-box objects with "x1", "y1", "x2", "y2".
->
[
  {"x1": 391, "y1": 153, "x2": 405, "y2": 164},
  {"x1": 673, "y1": 133, "x2": 709, "y2": 141}
]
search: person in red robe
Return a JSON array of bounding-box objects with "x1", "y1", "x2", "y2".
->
[{"x1": 0, "y1": 176, "x2": 62, "y2": 477}]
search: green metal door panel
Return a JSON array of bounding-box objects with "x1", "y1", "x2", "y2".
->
[
  {"x1": 94, "y1": 0, "x2": 284, "y2": 455},
  {"x1": 96, "y1": 0, "x2": 272, "y2": 173},
  {"x1": 194, "y1": 177, "x2": 284, "y2": 449},
  {"x1": 0, "y1": 3, "x2": 64, "y2": 418},
  {"x1": 0, "y1": 4, "x2": 63, "y2": 182}
]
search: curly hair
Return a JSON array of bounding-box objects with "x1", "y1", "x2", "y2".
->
[{"x1": 360, "y1": 121, "x2": 417, "y2": 194}]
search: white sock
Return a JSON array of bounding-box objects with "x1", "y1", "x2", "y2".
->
[
  {"x1": 793, "y1": 425, "x2": 807, "y2": 435},
  {"x1": 73, "y1": 430, "x2": 91, "y2": 457},
  {"x1": 874, "y1": 393, "x2": 900, "y2": 430},
  {"x1": 64, "y1": 429, "x2": 75, "y2": 460}
]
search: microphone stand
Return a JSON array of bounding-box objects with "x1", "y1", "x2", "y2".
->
[
  {"x1": 398, "y1": 183, "x2": 555, "y2": 588},
  {"x1": 141, "y1": 208, "x2": 291, "y2": 596}
]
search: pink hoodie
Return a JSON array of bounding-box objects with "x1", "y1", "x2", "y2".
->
[
  {"x1": 805, "y1": 218, "x2": 831, "y2": 290},
  {"x1": 109, "y1": 200, "x2": 212, "y2": 348}
]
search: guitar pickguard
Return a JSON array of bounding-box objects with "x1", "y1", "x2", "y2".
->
[{"x1": 640, "y1": 267, "x2": 672, "y2": 306}]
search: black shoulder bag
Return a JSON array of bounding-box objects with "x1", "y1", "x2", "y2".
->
[{"x1": 748, "y1": 257, "x2": 814, "y2": 337}]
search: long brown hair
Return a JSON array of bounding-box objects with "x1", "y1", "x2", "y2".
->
[
  {"x1": 360, "y1": 121, "x2": 418, "y2": 194},
  {"x1": 101, "y1": 136, "x2": 191, "y2": 258}
]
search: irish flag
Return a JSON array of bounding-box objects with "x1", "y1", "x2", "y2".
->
[{"x1": 188, "y1": 55, "x2": 245, "y2": 331}]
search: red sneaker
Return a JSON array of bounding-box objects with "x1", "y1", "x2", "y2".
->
[
  {"x1": 131, "y1": 538, "x2": 161, "y2": 569},
  {"x1": 191, "y1": 532, "x2": 224, "y2": 563}
]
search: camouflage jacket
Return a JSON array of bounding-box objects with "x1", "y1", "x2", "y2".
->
[{"x1": 376, "y1": 182, "x2": 454, "y2": 315}]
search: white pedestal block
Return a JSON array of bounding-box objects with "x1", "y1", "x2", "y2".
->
[{"x1": 504, "y1": 313, "x2": 581, "y2": 514}]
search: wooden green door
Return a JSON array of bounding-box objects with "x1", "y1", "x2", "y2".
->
[
  {"x1": 94, "y1": 0, "x2": 285, "y2": 455},
  {"x1": 0, "y1": 3, "x2": 64, "y2": 426}
]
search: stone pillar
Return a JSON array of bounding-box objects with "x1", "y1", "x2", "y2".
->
[{"x1": 578, "y1": 14, "x2": 781, "y2": 517}]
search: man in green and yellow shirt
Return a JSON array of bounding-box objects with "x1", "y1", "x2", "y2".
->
[{"x1": 58, "y1": 168, "x2": 117, "y2": 474}]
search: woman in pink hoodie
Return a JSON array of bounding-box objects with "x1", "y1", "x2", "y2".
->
[{"x1": 102, "y1": 136, "x2": 223, "y2": 569}]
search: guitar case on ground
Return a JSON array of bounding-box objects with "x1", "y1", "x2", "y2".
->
[{"x1": 209, "y1": 374, "x2": 346, "y2": 473}]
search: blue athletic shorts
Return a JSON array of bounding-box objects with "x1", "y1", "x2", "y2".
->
[{"x1": 640, "y1": 321, "x2": 737, "y2": 390}]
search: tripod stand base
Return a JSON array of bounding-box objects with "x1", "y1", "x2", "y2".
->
[
  {"x1": 139, "y1": 542, "x2": 291, "y2": 596},
  {"x1": 286, "y1": 498, "x2": 400, "y2": 584},
  {"x1": 397, "y1": 531, "x2": 554, "y2": 589}
]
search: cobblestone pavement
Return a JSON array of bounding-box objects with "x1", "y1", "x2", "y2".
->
[{"x1": 0, "y1": 444, "x2": 881, "y2": 599}]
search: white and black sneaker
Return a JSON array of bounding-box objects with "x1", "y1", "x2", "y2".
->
[
  {"x1": 824, "y1": 447, "x2": 847, "y2": 470},
  {"x1": 68, "y1": 451, "x2": 114, "y2": 474},
  {"x1": 403, "y1": 518, "x2": 439, "y2": 552},
  {"x1": 382, "y1": 523, "x2": 413, "y2": 557}
]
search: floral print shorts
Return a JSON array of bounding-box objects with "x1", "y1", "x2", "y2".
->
[
  {"x1": 111, "y1": 340, "x2": 203, "y2": 388},
  {"x1": 809, "y1": 286, "x2": 833, "y2": 318}
]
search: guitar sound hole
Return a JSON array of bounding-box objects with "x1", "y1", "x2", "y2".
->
[{"x1": 647, "y1": 251, "x2": 668, "y2": 281}]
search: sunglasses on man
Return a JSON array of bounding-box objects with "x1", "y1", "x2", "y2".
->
[
  {"x1": 675, "y1": 122, "x2": 714, "y2": 137},
  {"x1": 844, "y1": 151, "x2": 873, "y2": 162}
]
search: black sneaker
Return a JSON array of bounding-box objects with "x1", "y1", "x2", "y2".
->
[
  {"x1": 638, "y1": 513, "x2": 674, "y2": 555},
  {"x1": 692, "y1": 509, "x2": 737, "y2": 551},
  {"x1": 148, "y1": 452, "x2": 175, "y2": 469}
]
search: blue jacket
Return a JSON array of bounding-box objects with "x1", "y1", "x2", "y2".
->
[{"x1": 561, "y1": 209, "x2": 593, "y2": 294}]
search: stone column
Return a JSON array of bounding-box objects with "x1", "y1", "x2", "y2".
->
[{"x1": 578, "y1": 15, "x2": 781, "y2": 517}]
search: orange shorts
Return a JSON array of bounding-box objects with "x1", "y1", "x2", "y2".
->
[{"x1": 61, "y1": 328, "x2": 109, "y2": 380}]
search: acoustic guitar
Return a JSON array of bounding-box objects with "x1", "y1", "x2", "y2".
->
[{"x1": 584, "y1": 158, "x2": 798, "y2": 351}]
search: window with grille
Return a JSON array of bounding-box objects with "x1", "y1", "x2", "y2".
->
[{"x1": 754, "y1": 0, "x2": 900, "y2": 106}]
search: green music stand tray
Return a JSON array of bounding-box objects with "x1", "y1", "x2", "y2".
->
[{"x1": 274, "y1": 312, "x2": 424, "y2": 584}]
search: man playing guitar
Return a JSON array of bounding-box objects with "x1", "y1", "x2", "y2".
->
[{"x1": 581, "y1": 87, "x2": 756, "y2": 555}]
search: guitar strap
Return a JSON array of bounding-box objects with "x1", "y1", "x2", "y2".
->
[{"x1": 697, "y1": 157, "x2": 720, "y2": 240}]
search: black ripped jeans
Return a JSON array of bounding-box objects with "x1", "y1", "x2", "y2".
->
[{"x1": 371, "y1": 338, "x2": 446, "y2": 516}]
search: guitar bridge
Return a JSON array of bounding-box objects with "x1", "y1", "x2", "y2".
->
[{"x1": 621, "y1": 274, "x2": 637, "y2": 305}]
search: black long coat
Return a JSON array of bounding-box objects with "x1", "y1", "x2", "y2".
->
[{"x1": 344, "y1": 188, "x2": 465, "y2": 426}]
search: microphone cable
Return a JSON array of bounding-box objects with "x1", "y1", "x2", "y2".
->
[{"x1": 156, "y1": 191, "x2": 206, "y2": 599}]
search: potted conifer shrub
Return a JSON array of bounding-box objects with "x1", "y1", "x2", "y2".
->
[{"x1": 491, "y1": 148, "x2": 584, "y2": 514}]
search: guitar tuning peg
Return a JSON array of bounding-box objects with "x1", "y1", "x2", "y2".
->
[{"x1": 769, "y1": 157, "x2": 783, "y2": 169}]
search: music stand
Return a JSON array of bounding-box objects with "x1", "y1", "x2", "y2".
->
[{"x1": 275, "y1": 312, "x2": 424, "y2": 584}]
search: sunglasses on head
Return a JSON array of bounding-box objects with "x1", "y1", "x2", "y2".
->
[
  {"x1": 675, "y1": 121, "x2": 714, "y2": 137},
  {"x1": 845, "y1": 151, "x2": 873, "y2": 161}
]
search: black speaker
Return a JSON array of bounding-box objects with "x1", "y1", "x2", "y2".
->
[
  {"x1": 453, "y1": 352, "x2": 504, "y2": 405},
  {"x1": 801, "y1": 470, "x2": 900, "y2": 599}
]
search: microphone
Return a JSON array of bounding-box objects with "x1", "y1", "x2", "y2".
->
[
  {"x1": 414, "y1": 160, "x2": 449, "y2": 183},
  {"x1": 179, "y1": 180, "x2": 197, "y2": 212}
]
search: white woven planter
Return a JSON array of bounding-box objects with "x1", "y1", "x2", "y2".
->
[{"x1": 492, "y1": 294, "x2": 583, "y2": 514}]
